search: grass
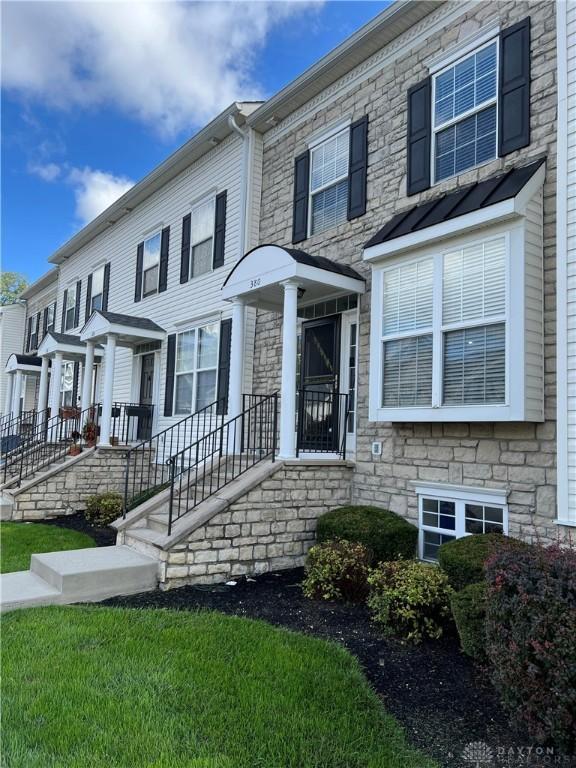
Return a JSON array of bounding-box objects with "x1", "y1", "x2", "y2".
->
[
  {"x1": 2, "y1": 606, "x2": 437, "y2": 768},
  {"x1": 0, "y1": 522, "x2": 96, "y2": 573}
]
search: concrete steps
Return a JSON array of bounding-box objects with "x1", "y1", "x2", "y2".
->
[{"x1": 0, "y1": 545, "x2": 159, "y2": 612}]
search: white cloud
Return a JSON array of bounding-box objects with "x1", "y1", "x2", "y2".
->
[
  {"x1": 66, "y1": 167, "x2": 134, "y2": 225},
  {"x1": 28, "y1": 162, "x2": 62, "y2": 182},
  {"x1": 2, "y1": 1, "x2": 321, "y2": 136}
]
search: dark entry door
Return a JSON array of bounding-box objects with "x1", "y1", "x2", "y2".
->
[
  {"x1": 138, "y1": 353, "x2": 155, "y2": 439},
  {"x1": 298, "y1": 315, "x2": 340, "y2": 452}
]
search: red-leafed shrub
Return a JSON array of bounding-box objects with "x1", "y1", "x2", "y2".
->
[{"x1": 484, "y1": 544, "x2": 576, "y2": 752}]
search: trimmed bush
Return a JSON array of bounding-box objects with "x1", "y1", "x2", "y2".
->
[
  {"x1": 316, "y1": 506, "x2": 417, "y2": 564},
  {"x1": 485, "y1": 545, "x2": 576, "y2": 752},
  {"x1": 438, "y1": 533, "x2": 527, "y2": 590},
  {"x1": 450, "y1": 582, "x2": 487, "y2": 660},
  {"x1": 368, "y1": 560, "x2": 453, "y2": 643},
  {"x1": 84, "y1": 492, "x2": 123, "y2": 527},
  {"x1": 303, "y1": 540, "x2": 371, "y2": 603}
]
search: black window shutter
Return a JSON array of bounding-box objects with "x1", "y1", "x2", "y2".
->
[
  {"x1": 73, "y1": 280, "x2": 82, "y2": 328},
  {"x1": 25, "y1": 317, "x2": 32, "y2": 352},
  {"x1": 213, "y1": 191, "x2": 227, "y2": 269},
  {"x1": 499, "y1": 17, "x2": 531, "y2": 156},
  {"x1": 216, "y1": 318, "x2": 232, "y2": 415},
  {"x1": 42, "y1": 307, "x2": 49, "y2": 338},
  {"x1": 34, "y1": 313, "x2": 40, "y2": 345},
  {"x1": 347, "y1": 115, "x2": 369, "y2": 220},
  {"x1": 164, "y1": 334, "x2": 176, "y2": 417},
  {"x1": 407, "y1": 77, "x2": 431, "y2": 196},
  {"x1": 85, "y1": 273, "x2": 93, "y2": 323},
  {"x1": 102, "y1": 263, "x2": 111, "y2": 311},
  {"x1": 159, "y1": 227, "x2": 170, "y2": 293},
  {"x1": 135, "y1": 242, "x2": 144, "y2": 302},
  {"x1": 51, "y1": 301, "x2": 57, "y2": 331},
  {"x1": 292, "y1": 150, "x2": 310, "y2": 244},
  {"x1": 72, "y1": 362, "x2": 80, "y2": 405},
  {"x1": 61, "y1": 289, "x2": 68, "y2": 332},
  {"x1": 180, "y1": 215, "x2": 191, "y2": 284}
]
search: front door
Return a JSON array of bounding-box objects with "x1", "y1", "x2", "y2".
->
[
  {"x1": 138, "y1": 353, "x2": 155, "y2": 439},
  {"x1": 298, "y1": 315, "x2": 340, "y2": 452}
]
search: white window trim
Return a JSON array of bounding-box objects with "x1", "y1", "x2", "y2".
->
[
  {"x1": 188, "y1": 195, "x2": 216, "y2": 282},
  {"x1": 307, "y1": 126, "x2": 350, "y2": 238},
  {"x1": 431, "y1": 36, "x2": 499, "y2": 186},
  {"x1": 307, "y1": 118, "x2": 351, "y2": 150},
  {"x1": 173, "y1": 321, "x2": 220, "y2": 416},
  {"x1": 142, "y1": 231, "x2": 162, "y2": 298},
  {"x1": 415, "y1": 482, "x2": 509, "y2": 561},
  {"x1": 90, "y1": 264, "x2": 105, "y2": 313},
  {"x1": 368, "y1": 222, "x2": 529, "y2": 422},
  {"x1": 427, "y1": 24, "x2": 501, "y2": 74}
]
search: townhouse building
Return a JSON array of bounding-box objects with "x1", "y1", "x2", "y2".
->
[{"x1": 3, "y1": 0, "x2": 573, "y2": 588}]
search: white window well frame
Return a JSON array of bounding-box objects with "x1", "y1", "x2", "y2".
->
[
  {"x1": 414, "y1": 482, "x2": 508, "y2": 561},
  {"x1": 431, "y1": 36, "x2": 500, "y2": 185},
  {"x1": 189, "y1": 196, "x2": 216, "y2": 281},
  {"x1": 368, "y1": 222, "x2": 533, "y2": 423},
  {"x1": 142, "y1": 230, "x2": 162, "y2": 298},
  {"x1": 308, "y1": 125, "x2": 350, "y2": 237},
  {"x1": 173, "y1": 321, "x2": 220, "y2": 416}
]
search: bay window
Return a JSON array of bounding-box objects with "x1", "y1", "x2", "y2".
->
[{"x1": 174, "y1": 322, "x2": 219, "y2": 414}]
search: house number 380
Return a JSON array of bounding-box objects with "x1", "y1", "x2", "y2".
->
[{"x1": 250, "y1": 278, "x2": 261, "y2": 288}]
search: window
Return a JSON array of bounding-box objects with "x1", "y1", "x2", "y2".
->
[
  {"x1": 174, "y1": 323, "x2": 219, "y2": 414},
  {"x1": 190, "y1": 199, "x2": 215, "y2": 279},
  {"x1": 310, "y1": 128, "x2": 349, "y2": 235},
  {"x1": 376, "y1": 234, "x2": 506, "y2": 415},
  {"x1": 60, "y1": 362, "x2": 75, "y2": 407},
  {"x1": 64, "y1": 287, "x2": 76, "y2": 331},
  {"x1": 433, "y1": 40, "x2": 498, "y2": 182},
  {"x1": 29, "y1": 313, "x2": 40, "y2": 351},
  {"x1": 143, "y1": 232, "x2": 161, "y2": 297},
  {"x1": 46, "y1": 303, "x2": 56, "y2": 334},
  {"x1": 90, "y1": 266, "x2": 105, "y2": 312},
  {"x1": 417, "y1": 485, "x2": 507, "y2": 561}
]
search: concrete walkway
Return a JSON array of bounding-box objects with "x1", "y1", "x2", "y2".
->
[{"x1": 0, "y1": 545, "x2": 158, "y2": 612}]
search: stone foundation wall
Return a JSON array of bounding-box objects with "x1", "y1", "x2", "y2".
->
[
  {"x1": 160, "y1": 461, "x2": 353, "y2": 588},
  {"x1": 9, "y1": 447, "x2": 152, "y2": 520}
]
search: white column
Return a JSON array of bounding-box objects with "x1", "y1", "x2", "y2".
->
[
  {"x1": 4, "y1": 373, "x2": 14, "y2": 417},
  {"x1": 37, "y1": 356, "x2": 50, "y2": 415},
  {"x1": 99, "y1": 334, "x2": 117, "y2": 446},
  {"x1": 228, "y1": 299, "x2": 245, "y2": 418},
  {"x1": 81, "y1": 341, "x2": 95, "y2": 419},
  {"x1": 278, "y1": 280, "x2": 299, "y2": 459},
  {"x1": 11, "y1": 370, "x2": 23, "y2": 418},
  {"x1": 49, "y1": 352, "x2": 63, "y2": 418}
]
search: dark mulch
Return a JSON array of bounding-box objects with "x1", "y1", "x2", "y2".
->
[
  {"x1": 104, "y1": 568, "x2": 572, "y2": 768},
  {"x1": 29, "y1": 513, "x2": 116, "y2": 547}
]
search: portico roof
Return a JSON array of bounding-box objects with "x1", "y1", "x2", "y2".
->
[
  {"x1": 80, "y1": 310, "x2": 165, "y2": 347},
  {"x1": 5, "y1": 354, "x2": 44, "y2": 374},
  {"x1": 38, "y1": 332, "x2": 104, "y2": 361},
  {"x1": 222, "y1": 245, "x2": 365, "y2": 311}
]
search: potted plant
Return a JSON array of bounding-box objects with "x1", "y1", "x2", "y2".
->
[
  {"x1": 82, "y1": 420, "x2": 98, "y2": 448},
  {"x1": 69, "y1": 430, "x2": 82, "y2": 456}
]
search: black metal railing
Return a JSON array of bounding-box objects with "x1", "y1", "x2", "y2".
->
[
  {"x1": 0, "y1": 409, "x2": 51, "y2": 464},
  {"x1": 2, "y1": 405, "x2": 100, "y2": 487},
  {"x1": 123, "y1": 397, "x2": 226, "y2": 514},
  {"x1": 296, "y1": 389, "x2": 350, "y2": 458},
  {"x1": 166, "y1": 392, "x2": 278, "y2": 535},
  {"x1": 97, "y1": 402, "x2": 155, "y2": 445}
]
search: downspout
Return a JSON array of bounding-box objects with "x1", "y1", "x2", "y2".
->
[{"x1": 227, "y1": 113, "x2": 251, "y2": 255}]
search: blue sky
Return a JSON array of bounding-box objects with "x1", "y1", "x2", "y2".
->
[{"x1": 2, "y1": 1, "x2": 389, "y2": 284}]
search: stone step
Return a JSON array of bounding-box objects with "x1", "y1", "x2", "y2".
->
[
  {"x1": 146, "y1": 512, "x2": 170, "y2": 533},
  {"x1": 1, "y1": 570, "x2": 61, "y2": 611}
]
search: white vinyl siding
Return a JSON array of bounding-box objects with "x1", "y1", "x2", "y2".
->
[
  {"x1": 433, "y1": 39, "x2": 498, "y2": 182},
  {"x1": 309, "y1": 128, "x2": 349, "y2": 235}
]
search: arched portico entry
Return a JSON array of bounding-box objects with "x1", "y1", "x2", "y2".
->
[{"x1": 222, "y1": 245, "x2": 365, "y2": 459}]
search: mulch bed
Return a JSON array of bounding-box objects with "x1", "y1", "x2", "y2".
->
[
  {"x1": 103, "y1": 569, "x2": 572, "y2": 768},
  {"x1": 28, "y1": 512, "x2": 116, "y2": 547}
]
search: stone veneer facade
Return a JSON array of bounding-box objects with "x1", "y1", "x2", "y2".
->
[{"x1": 251, "y1": 1, "x2": 565, "y2": 544}]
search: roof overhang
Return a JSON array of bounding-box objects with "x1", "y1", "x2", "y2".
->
[
  {"x1": 5, "y1": 354, "x2": 44, "y2": 374},
  {"x1": 20, "y1": 268, "x2": 58, "y2": 300},
  {"x1": 222, "y1": 245, "x2": 365, "y2": 311},
  {"x1": 38, "y1": 332, "x2": 104, "y2": 361},
  {"x1": 364, "y1": 161, "x2": 546, "y2": 262},
  {"x1": 80, "y1": 311, "x2": 165, "y2": 347}
]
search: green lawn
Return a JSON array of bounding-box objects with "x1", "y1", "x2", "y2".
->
[
  {"x1": 0, "y1": 522, "x2": 96, "y2": 573},
  {"x1": 2, "y1": 607, "x2": 437, "y2": 768}
]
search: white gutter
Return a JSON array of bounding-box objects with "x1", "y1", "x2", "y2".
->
[{"x1": 228, "y1": 115, "x2": 250, "y2": 255}]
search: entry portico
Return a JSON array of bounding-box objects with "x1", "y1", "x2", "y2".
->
[{"x1": 222, "y1": 245, "x2": 365, "y2": 459}]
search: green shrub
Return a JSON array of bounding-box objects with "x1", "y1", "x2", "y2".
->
[
  {"x1": 485, "y1": 544, "x2": 576, "y2": 752},
  {"x1": 438, "y1": 533, "x2": 527, "y2": 590},
  {"x1": 368, "y1": 560, "x2": 453, "y2": 643},
  {"x1": 316, "y1": 506, "x2": 417, "y2": 564},
  {"x1": 450, "y1": 582, "x2": 487, "y2": 660},
  {"x1": 84, "y1": 492, "x2": 123, "y2": 526},
  {"x1": 303, "y1": 540, "x2": 371, "y2": 603}
]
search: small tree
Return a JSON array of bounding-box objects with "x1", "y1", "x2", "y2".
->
[{"x1": 0, "y1": 272, "x2": 28, "y2": 306}]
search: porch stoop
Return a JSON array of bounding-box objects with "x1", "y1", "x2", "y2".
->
[
  {"x1": 0, "y1": 545, "x2": 158, "y2": 612},
  {"x1": 115, "y1": 457, "x2": 354, "y2": 589}
]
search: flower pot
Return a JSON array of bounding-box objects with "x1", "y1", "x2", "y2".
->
[
  {"x1": 69, "y1": 445, "x2": 82, "y2": 457},
  {"x1": 110, "y1": 436, "x2": 119, "y2": 447}
]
